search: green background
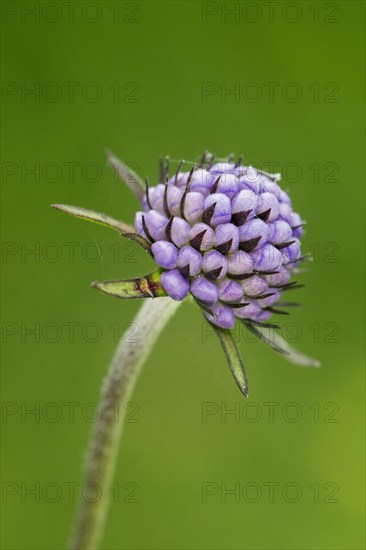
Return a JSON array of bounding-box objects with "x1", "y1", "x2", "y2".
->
[{"x1": 1, "y1": 1, "x2": 365, "y2": 549}]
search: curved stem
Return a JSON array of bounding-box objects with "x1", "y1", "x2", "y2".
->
[{"x1": 68, "y1": 297, "x2": 180, "y2": 550}]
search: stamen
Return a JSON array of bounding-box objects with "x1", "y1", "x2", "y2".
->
[
  {"x1": 205, "y1": 267, "x2": 223, "y2": 280},
  {"x1": 275, "y1": 240, "x2": 296, "y2": 250},
  {"x1": 256, "y1": 270, "x2": 280, "y2": 275},
  {"x1": 247, "y1": 292, "x2": 275, "y2": 300},
  {"x1": 224, "y1": 302, "x2": 250, "y2": 309},
  {"x1": 264, "y1": 307, "x2": 289, "y2": 315},
  {"x1": 179, "y1": 166, "x2": 195, "y2": 219},
  {"x1": 179, "y1": 264, "x2": 190, "y2": 278},
  {"x1": 215, "y1": 239, "x2": 233, "y2": 255},
  {"x1": 211, "y1": 175, "x2": 221, "y2": 194},
  {"x1": 256, "y1": 208, "x2": 271, "y2": 222},
  {"x1": 165, "y1": 216, "x2": 174, "y2": 242},
  {"x1": 202, "y1": 202, "x2": 217, "y2": 225},
  {"x1": 163, "y1": 183, "x2": 171, "y2": 216},
  {"x1": 226, "y1": 272, "x2": 255, "y2": 281},
  {"x1": 141, "y1": 215, "x2": 154, "y2": 243},
  {"x1": 239, "y1": 236, "x2": 261, "y2": 253},
  {"x1": 284, "y1": 254, "x2": 311, "y2": 266},
  {"x1": 194, "y1": 298, "x2": 218, "y2": 320},
  {"x1": 231, "y1": 210, "x2": 252, "y2": 226},
  {"x1": 190, "y1": 229, "x2": 207, "y2": 251}
]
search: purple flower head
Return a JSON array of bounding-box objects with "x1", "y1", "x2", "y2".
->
[
  {"x1": 136, "y1": 154, "x2": 306, "y2": 330},
  {"x1": 54, "y1": 150, "x2": 319, "y2": 398}
]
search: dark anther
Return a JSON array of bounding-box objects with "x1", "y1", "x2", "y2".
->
[
  {"x1": 190, "y1": 229, "x2": 207, "y2": 251},
  {"x1": 226, "y1": 272, "x2": 255, "y2": 280},
  {"x1": 141, "y1": 215, "x2": 154, "y2": 243},
  {"x1": 284, "y1": 254, "x2": 310, "y2": 266},
  {"x1": 186, "y1": 165, "x2": 196, "y2": 186},
  {"x1": 163, "y1": 183, "x2": 171, "y2": 216},
  {"x1": 270, "y1": 281, "x2": 298, "y2": 290},
  {"x1": 275, "y1": 240, "x2": 296, "y2": 250},
  {"x1": 179, "y1": 264, "x2": 190, "y2": 278},
  {"x1": 291, "y1": 223, "x2": 306, "y2": 230},
  {"x1": 165, "y1": 216, "x2": 174, "y2": 242},
  {"x1": 205, "y1": 267, "x2": 223, "y2": 280},
  {"x1": 212, "y1": 175, "x2": 221, "y2": 194},
  {"x1": 269, "y1": 281, "x2": 305, "y2": 292},
  {"x1": 215, "y1": 239, "x2": 233, "y2": 255},
  {"x1": 202, "y1": 202, "x2": 217, "y2": 225},
  {"x1": 264, "y1": 307, "x2": 289, "y2": 315},
  {"x1": 231, "y1": 210, "x2": 252, "y2": 226},
  {"x1": 179, "y1": 166, "x2": 196, "y2": 219},
  {"x1": 224, "y1": 302, "x2": 250, "y2": 309},
  {"x1": 239, "y1": 236, "x2": 261, "y2": 253},
  {"x1": 255, "y1": 270, "x2": 280, "y2": 275},
  {"x1": 256, "y1": 208, "x2": 271, "y2": 222},
  {"x1": 280, "y1": 283, "x2": 305, "y2": 292},
  {"x1": 195, "y1": 299, "x2": 217, "y2": 320},
  {"x1": 247, "y1": 292, "x2": 275, "y2": 300}
]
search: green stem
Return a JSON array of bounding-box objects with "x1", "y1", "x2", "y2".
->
[{"x1": 68, "y1": 297, "x2": 180, "y2": 550}]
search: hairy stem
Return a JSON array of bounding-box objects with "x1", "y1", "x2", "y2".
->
[{"x1": 68, "y1": 298, "x2": 180, "y2": 550}]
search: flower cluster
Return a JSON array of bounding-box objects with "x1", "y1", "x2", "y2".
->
[
  {"x1": 53, "y1": 151, "x2": 319, "y2": 397},
  {"x1": 134, "y1": 159, "x2": 304, "y2": 329}
]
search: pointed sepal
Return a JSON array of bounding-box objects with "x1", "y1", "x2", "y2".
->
[
  {"x1": 51, "y1": 203, "x2": 151, "y2": 253},
  {"x1": 106, "y1": 150, "x2": 145, "y2": 201},
  {"x1": 92, "y1": 271, "x2": 167, "y2": 300},
  {"x1": 210, "y1": 323, "x2": 249, "y2": 397},
  {"x1": 243, "y1": 321, "x2": 320, "y2": 368}
]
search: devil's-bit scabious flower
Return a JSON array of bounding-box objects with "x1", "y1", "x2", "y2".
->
[
  {"x1": 135, "y1": 157, "x2": 305, "y2": 331},
  {"x1": 53, "y1": 151, "x2": 319, "y2": 398}
]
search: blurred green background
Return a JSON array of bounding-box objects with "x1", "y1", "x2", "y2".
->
[{"x1": 1, "y1": 1, "x2": 365, "y2": 549}]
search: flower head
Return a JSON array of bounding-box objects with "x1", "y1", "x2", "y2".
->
[
  {"x1": 53, "y1": 151, "x2": 319, "y2": 397},
  {"x1": 135, "y1": 156, "x2": 305, "y2": 330}
]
